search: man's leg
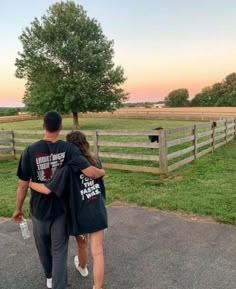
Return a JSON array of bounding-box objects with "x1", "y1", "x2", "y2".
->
[
  {"x1": 51, "y1": 213, "x2": 69, "y2": 289},
  {"x1": 31, "y1": 215, "x2": 52, "y2": 279}
]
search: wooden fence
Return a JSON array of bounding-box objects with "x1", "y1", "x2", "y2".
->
[
  {"x1": 0, "y1": 115, "x2": 39, "y2": 123},
  {"x1": 0, "y1": 118, "x2": 235, "y2": 175}
]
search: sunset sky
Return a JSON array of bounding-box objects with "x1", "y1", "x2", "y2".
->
[{"x1": 1, "y1": 0, "x2": 236, "y2": 106}]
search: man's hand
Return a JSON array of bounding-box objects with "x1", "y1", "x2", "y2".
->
[{"x1": 12, "y1": 209, "x2": 24, "y2": 223}]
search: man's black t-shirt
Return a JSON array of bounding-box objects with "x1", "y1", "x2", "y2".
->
[
  {"x1": 45, "y1": 163, "x2": 108, "y2": 235},
  {"x1": 17, "y1": 140, "x2": 90, "y2": 221}
]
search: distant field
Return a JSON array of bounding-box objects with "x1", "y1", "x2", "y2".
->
[
  {"x1": 81, "y1": 107, "x2": 236, "y2": 121},
  {"x1": 0, "y1": 117, "x2": 199, "y2": 130},
  {"x1": 117, "y1": 107, "x2": 236, "y2": 112},
  {"x1": 1, "y1": 106, "x2": 236, "y2": 124}
]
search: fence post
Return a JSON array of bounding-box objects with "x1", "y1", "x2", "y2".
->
[
  {"x1": 192, "y1": 125, "x2": 197, "y2": 160},
  {"x1": 225, "y1": 119, "x2": 228, "y2": 143},
  {"x1": 93, "y1": 130, "x2": 99, "y2": 159},
  {"x1": 234, "y1": 118, "x2": 236, "y2": 138},
  {"x1": 159, "y1": 129, "x2": 168, "y2": 177},
  {"x1": 11, "y1": 130, "x2": 16, "y2": 159},
  {"x1": 212, "y1": 121, "x2": 216, "y2": 150}
]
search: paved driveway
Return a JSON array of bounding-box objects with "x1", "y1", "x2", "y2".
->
[{"x1": 0, "y1": 206, "x2": 235, "y2": 289}]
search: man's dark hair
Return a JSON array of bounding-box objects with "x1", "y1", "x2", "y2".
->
[{"x1": 43, "y1": 111, "x2": 62, "y2": 132}]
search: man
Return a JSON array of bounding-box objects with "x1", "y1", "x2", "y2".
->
[{"x1": 12, "y1": 111, "x2": 105, "y2": 289}]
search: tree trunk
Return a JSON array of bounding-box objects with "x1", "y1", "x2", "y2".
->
[{"x1": 72, "y1": 112, "x2": 79, "y2": 130}]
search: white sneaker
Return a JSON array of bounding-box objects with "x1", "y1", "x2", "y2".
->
[
  {"x1": 46, "y1": 278, "x2": 52, "y2": 289},
  {"x1": 93, "y1": 286, "x2": 102, "y2": 289},
  {"x1": 74, "y1": 255, "x2": 88, "y2": 277}
]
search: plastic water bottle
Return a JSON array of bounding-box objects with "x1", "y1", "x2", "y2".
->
[{"x1": 20, "y1": 218, "x2": 31, "y2": 239}]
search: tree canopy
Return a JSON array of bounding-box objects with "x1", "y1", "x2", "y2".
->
[
  {"x1": 15, "y1": 1, "x2": 127, "y2": 127},
  {"x1": 164, "y1": 88, "x2": 189, "y2": 107},
  {"x1": 190, "y1": 73, "x2": 236, "y2": 107}
]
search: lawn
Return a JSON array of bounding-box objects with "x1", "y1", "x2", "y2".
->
[
  {"x1": 0, "y1": 117, "x2": 235, "y2": 224},
  {"x1": 0, "y1": 116, "x2": 199, "y2": 130}
]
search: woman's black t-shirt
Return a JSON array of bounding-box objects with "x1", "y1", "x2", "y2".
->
[{"x1": 45, "y1": 163, "x2": 108, "y2": 235}]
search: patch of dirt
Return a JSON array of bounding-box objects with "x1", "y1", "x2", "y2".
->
[
  {"x1": 171, "y1": 175, "x2": 183, "y2": 182},
  {"x1": 0, "y1": 217, "x2": 11, "y2": 223},
  {"x1": 174, "y1": 211, "x2": 216, "y2": 223}
]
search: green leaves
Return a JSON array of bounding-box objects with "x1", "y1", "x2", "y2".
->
[
  {"x1": 190, "y1": 72, "x2": 236, "y2": 107},
  {"x1": 15, "y1": 1, "x2": 127, "y2": 125},
  {"x1": 164, "y1": 88, "x2": 189, "y2": 107}
]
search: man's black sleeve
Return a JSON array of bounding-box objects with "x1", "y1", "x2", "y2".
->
[{"x1": 17, "y1": 146, "x2": 31, "y2": 181}]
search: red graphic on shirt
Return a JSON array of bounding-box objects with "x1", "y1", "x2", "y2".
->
[{"x1": 35, "y1": 152, "x2": 65, "y2": 181}]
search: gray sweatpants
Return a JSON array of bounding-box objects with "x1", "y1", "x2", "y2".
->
[{"x1": 31, "y1": 214, "x2": 69, "y2": 289}]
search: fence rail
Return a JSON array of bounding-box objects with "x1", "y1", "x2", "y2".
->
[
  {"x1": 0, "y1": 115, "x2": 39, "y2": 123},
  {"x1": 0, "y1": 118, "x2": 235, "y2": 175}
]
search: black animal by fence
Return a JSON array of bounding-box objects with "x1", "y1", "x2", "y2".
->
[{"x1": 148, "y1": 127, "x2": 163, "y2": 143}]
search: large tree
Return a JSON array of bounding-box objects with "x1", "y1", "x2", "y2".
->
[
  {"x1": 15, "y1": 1, "x2": 127, "y2": 128},
  {"x1": 164, "y1": 88, "x2": 189, "y2": 107}
]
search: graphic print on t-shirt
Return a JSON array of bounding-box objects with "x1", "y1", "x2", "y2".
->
[
  {"x1": 80, "y1": 174, "x2": 101, "y2": 200},
  {"x1": 35, "y1": 152, "x2": 65, "y2": 181}
]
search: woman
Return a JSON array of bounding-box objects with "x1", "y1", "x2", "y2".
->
[{"x1": 30, "y1": 131, "x2": 107, "y2": 289}]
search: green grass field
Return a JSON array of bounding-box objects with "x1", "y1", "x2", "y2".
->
[
  {"x1": 0, "y1": 116, "x2": 198, "y2": 130},
  {"x1": 0, "y1": 117, "x2": 235, "y2": 224}
]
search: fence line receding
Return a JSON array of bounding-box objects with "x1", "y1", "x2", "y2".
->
[{"x1": 0, "y1": 118, "x2": 235, "y2": 175}]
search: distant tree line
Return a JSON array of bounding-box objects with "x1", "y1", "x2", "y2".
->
[
  {"x1": 164, "y1": 73, "x2": 236, "y2": 107},
  {"x1": 0, "y1": 107, "x2": 23, "y2": 117},
  {"x1": 124, "y1": 101, "x2": 164, "y2": 108}
]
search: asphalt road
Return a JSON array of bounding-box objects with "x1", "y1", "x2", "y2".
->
[{"x1": 0, "y1": 206, "x2": 235, "y2": 289}]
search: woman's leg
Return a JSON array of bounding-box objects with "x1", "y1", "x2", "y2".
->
[
  {"x1": 90, "y1": 230, "x2": 104, "y2": 289},
  {"x1": 75, "y1": 235, "x2": 88, "y2": 269}
]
